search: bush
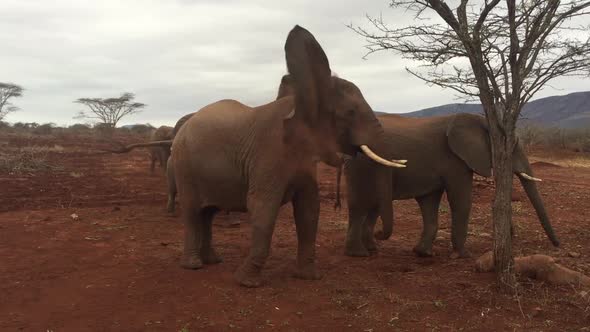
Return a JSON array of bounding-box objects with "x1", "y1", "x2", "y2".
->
[
  {"x1": 518, "y1": 125, "x2": 590, "y2": 152},
  {"x1": 93, "y1": 123, "x2": 115, "y2": 137},
  {"x1": 129, "y1": 124, "x2": 155, "y2": 136},
  {"x1": 33, "y1": 123, "x2": 55, "y2": 135},
  {"x1": 0, "y1": 148, "x2": 61, "y2": 174}
]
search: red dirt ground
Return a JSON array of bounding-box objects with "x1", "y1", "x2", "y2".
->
[{"x1": 1, "y1": 132, "x2": 589, "y2": 331}]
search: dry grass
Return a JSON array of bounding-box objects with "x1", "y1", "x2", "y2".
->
[
  {"x1": 0, "y1": 148, "x2": 63, "y2": 174},
  {"x1": 530, "y1": 155, "x2": 590, "y2": 168}
]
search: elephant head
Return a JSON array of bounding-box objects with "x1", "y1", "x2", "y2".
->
[
  {"x1": 281, "y1": 29, "x2": 405, "y2": 171},
  {"x1": 279, "y1": 31, "x2": 403, "y2": 238},
  {"x1": 446, "y1": 113, "x2": 559, "y2": 246}
]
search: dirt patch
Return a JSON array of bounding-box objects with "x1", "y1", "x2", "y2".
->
[
  {"x1": 1, "y1": 134, "x2": 589, "y2": 331},
  {"x1": 531, "y1": 161, "x2": 563, "y2": 168}
]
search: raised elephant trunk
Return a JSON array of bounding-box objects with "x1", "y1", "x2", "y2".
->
[{"x1": 518, "y1": 174, "x2": 560, "y2": 247}]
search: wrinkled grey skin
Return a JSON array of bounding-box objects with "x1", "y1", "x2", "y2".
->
[
  {"x1": 171, "y1": 25, "x2": 398, "y2": 287},
  {"x1": 343, "y1": 113, "x2": 560, "y2": 258}
]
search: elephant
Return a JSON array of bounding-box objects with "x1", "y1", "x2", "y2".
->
[
  {"x1": 101, "y1": 114, "x2": 194, "y2": 214},
  {"x1": 170, "y1": 25, "x2": 406, "y2": 287},
  {"x1": 340, "y1": 112, "x2": 560, "y2": 258},
  {"x1": 149, "y1": 125, "x2": 174, "y2": 174}
]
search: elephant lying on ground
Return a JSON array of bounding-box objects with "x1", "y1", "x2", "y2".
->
[
  {"x1": 149, "y1": 125, "x2": 174, "y2": 174},
  {"x1": 170, "y1": 25, "x2": 406, "y2": 287},
  {"x1": 341, "y1": 112, "x2": 559, "y2": 258}
]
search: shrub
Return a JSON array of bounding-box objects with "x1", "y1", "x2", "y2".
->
[{"x1": 33, "y1": 123, "x2": 56, "y2": 135}]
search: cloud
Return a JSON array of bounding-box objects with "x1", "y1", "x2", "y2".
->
[{"x1": 1, "y1": 0, "x2": 588, "y2": 126}]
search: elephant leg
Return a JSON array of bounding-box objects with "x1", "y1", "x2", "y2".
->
[
  {"x1": 234, "y1": 192, "x2": 282, "y2": 288},
  {"x1": 344, "y1": 207, "x2": 370, "y2": 257},
  {"x1": 362, "y1": 208, "x2": 379, "y2": 253},
  {"x1": 200, "y1": 207, "x2": 222, "y2": 264},
  {"x1": 179, "y1": 201, "x2": 204, "y2": 270},
  {"x1": 447, "y1": 178, "x2": 473, "y2": 259},
  {"x1": 150, "y1": 152, "x2": 156, "y2": 174},
  {"x1": 158, "y1": 150, "x2": 167, "y2": 171},
  {"x1": 413, "y1": 190, "x2": 444, "y2": 257},
  {"x1": 166, "y1": 158, "x2": 176, "y2": 213},
  {"x1": 292, "y1": 177, "x2": 322, "y2": 280}
]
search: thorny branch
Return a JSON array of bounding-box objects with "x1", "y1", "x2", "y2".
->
[{"x1": 349, "y1": 0, "x2": 590, "y2": 129}]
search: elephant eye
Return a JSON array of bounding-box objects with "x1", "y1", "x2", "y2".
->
[{"x1": 346, "y1": 109, "x2": 355, "y2": 117}]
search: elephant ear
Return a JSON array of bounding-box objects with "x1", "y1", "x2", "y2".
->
[
  {"x1": 446, "y1": 113, "x2": 492, "y2": 177},
  {"x1": 284, "y1": 25, "x2": 332, "y2": 125}
]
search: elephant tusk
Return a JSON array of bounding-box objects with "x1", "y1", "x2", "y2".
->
[
  {"x1": 519, "y1": 172, "x2": 542, "y2": 182},
  {"x1": 360, "y1": 145, "x2": 406, "y2": 168},
  {"x1": 392, "y1": 159, "x2": 407, "y2": 164}
]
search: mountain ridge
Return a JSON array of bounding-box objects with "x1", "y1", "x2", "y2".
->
[{"x1": 379, "y1": 91, "x2": 590, "y2": 128}]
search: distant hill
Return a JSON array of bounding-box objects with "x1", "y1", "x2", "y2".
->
[{"x1": 386, "y1": 91, "x2": 590, "y2": 129}]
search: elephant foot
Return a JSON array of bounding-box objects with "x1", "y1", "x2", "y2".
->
[
  {"x1": 166, "y1": 204, "x2": 175, "y2": 214},
  {"x1": 450, "y1": 249, "x2": 471, "y2": 259},
  {"x1": 234, "y1": 262, "x2": 263, "y2": 288},
  {"x1": 180, "y1": 255, "x2": 203, "y2": 270},
  {"x1": 200, "y1": 248, "x2": 223, "y2": 265},
  {"x1": 412, "y1": 245, "x2": 434, "y2": 257},
  {"x1": 293, "y1": 265, "x2": 323, "y2": 280},
  {"x1": 364, "y1": 240, "x2": 378, "y2": 253},
  {"x1": 344, "y1": 245, "x2": 370, "y2": 257}
]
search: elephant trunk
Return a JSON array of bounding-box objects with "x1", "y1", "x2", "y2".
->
[
  {"x1": 374, "y1": 163, "x2": 394, "y2": 240},
  {"x1": 518, "y1": 174, "x2": 560, "y2": 247}
]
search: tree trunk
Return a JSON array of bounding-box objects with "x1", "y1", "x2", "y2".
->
[{"x1": 487, "y1": 103, "x2": 517, "y2": 291}]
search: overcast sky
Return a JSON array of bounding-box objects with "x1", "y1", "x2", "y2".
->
[{"x1": 2, "y1": 0, "x2": 589, "y2": 127}]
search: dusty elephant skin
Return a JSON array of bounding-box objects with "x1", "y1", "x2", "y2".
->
[
  {"x1": 342, "y1": 112, "x2": 560, "y2": 258},
  {"x1": 148, "y1": 125, "x2": 174, "y2": 174},
  {"x1": 171, "y1": 25, "x2": 404, "y2": 288}
]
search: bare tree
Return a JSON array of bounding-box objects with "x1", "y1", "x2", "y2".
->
[
  {"x1": 0, "y1": 82, "x2": 24, "y2": 121},
  {"x1": 74, "y1": 92, "x2": 146, "y2": 129},
  {"x1": 350, "y1": 0, "x2": 590, "y2": 289}
]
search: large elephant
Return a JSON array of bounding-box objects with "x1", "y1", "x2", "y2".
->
[
  {"x1": 170, "y1": 25, "x2": 406, "y2": 287},
  {"x1": 149, "y1": 125, "x2": 174, "y2": 174},
  {"x1": 342, "y1": 112, "x2": 560, "y2": 258}
]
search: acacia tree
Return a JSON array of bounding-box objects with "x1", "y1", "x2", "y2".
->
[
  {"x1": 0, "y1": 82, "x2": 24, "y2": 121},
  {"x1": 351, "y1": 0, "x2": 590, "y2": 289},
  {"x1": 74, "y1": 92, "x2": 145, "y2": 128}
]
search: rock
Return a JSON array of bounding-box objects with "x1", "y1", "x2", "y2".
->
[
  {"x1": 479, "y1": 232, "x2": 492, "y2": 239},
  {"x1": 70, "y1": 213, "x2": 79, "y2": 221},
  {"x1": 568, "y1": 252, "x2": 581, "y2": 258}
]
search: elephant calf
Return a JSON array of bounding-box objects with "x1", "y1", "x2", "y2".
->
[
  {"x1": 149, "y1": 125, "x2": 174, "y2": 174},
  {"x1": 343, "y1": 112, "x2": 560, "y2": 258}
]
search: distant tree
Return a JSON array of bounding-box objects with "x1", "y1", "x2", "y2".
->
[
  {"x1": 0, "y1": 82, "x2": 24, "y2": 121},
  {"x1": 74, "y1": 92, "x2": 146, "y2": 129},
  {"x1": 33, "y1": 123, "x2": 56, "y2": 135},
  {"x1": 351, "y1": 0, "x2": 590, "y2": 290}
]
